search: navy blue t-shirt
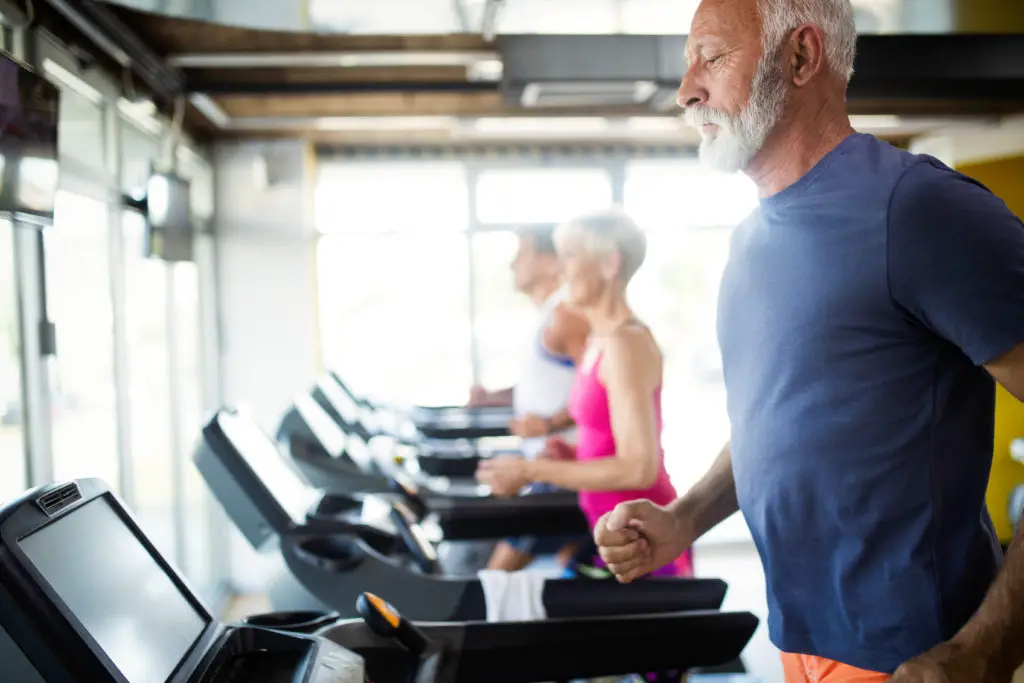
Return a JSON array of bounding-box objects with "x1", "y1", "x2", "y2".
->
[{"x1": 718, "y1": 133, "x2": 1024, "y2": 673}]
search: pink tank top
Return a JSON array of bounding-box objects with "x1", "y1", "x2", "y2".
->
[{"x1": 569, "y1": 352, "x2": 694, "y2": 577}]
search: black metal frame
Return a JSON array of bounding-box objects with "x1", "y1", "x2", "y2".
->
[{"x1": 31, "y1": 0, "x2": 185, "y2": 107}]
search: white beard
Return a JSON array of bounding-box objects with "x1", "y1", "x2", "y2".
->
[
  {"x1": 697, "y1": 123, "x2": 761, "y2": 174},
  {"x1": 684, "y1": 47, "x2": 790, "y2": 174}
]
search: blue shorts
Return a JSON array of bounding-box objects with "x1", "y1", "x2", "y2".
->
[{"x1": 504, "y1": 483, "x2": 590, "y2": 556}]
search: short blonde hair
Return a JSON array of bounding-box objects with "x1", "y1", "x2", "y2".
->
[{"x1": 554, "y1": 207, "x2": 647, "y2": 284}]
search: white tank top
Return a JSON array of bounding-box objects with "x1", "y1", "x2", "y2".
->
[{"x1": 513, "y1": 290, "x2": 579, "y2": 460}]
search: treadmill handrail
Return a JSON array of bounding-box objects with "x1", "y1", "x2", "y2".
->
[{"x1": 324, "y1": 609, "x2": 759, "y2": 682}]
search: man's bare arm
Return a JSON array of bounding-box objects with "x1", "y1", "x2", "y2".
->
[
  {"x1": 941, "y1": 343, "x2": 1024, "y2": 674},
  {"x1": 667, "y1": 442, "x2": 739, "y2": 540}
]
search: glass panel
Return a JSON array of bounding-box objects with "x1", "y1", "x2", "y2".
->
[
  {"x1": 122, "y1": 209, "x2": 177, "y2": 558},
  {"x1": 58, "y1": 89, "x2": 105, "y2": 175},
  {"x1": 174, "y1": 260, "x2": 215, "y2": 592},
  {"x1": 47, "y1": 192, "x2": 119, "y2": 489},
  {"x1": 623, "y1": 161, "x2": 752, "y2": 495},
  {"x1": 0, "y1": 219, "x2": 27, "y2": 501},
  {"x1": 475, "y1": 169, "x2": 613, "y2": 225},
  {"x1": 317, "y1": 233, "x2": 472, "y2": 406},
  {"x1": 121, "y1": 121, "x2": 159, "y2": 198},
  {"x1": 624, "y1": 161, "x2": 758, "y2": 230},
  {"x1": 470, "y1": 231, "x2": 535, "y2": 390},
  {"x1": 628, "y1": 227, "x2": 732, "y2": 496},
  {"x1": 316, "y1": 162, "x2": 468, "y2": 235}
]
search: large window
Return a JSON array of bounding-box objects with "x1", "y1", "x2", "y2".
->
[
  {"x1": 316, "y1": 162, "x2": 468, "y2": 235},
  {"x1": 475, "y1": 168, "x2": 613, "y2": 225},
  {"x1": 46, "y1": 191, "x2": 120, "y2": 489},
  {"x1": 470, "y1": 231, "x2": 535, "y2": 391},
  {"x1": 624, "y1": 160, "x2": 757, "y2": 494},
  {"x1": 315, "y1": 155, "x2": 755, "y2": 464},
  {"x1": 0, "y1": 219, "x2": 27, "y2": 501},
  {"x1": 317, "y1": 233, "x2": 472, "y2": 406},
  {"x1": 175, "y1": 259, "x2": 217, "y2": 591},
  {"x1": 122, "y1": 209, "x2": 176, "y2": 557},
  {"x1": 316, "y1": 162, "x2": 472, "y2": 406}
]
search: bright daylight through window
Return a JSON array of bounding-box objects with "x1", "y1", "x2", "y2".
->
[{"x1": 315, "y1": 158, "x2": 759, "y2": 517}]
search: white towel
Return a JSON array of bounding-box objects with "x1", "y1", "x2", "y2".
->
[{"x1": 477, "y1": 569, "x2": 548, "y2": 622}]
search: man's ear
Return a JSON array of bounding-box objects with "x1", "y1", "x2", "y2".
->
[{"x1": 787, "y1": 22, "x2": 827, "y2": 87}]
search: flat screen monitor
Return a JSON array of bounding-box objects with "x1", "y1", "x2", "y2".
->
[
  {"x1": 317, "y1": 376, "x2": 362, "y2": 426},
  {"x1": 19, "y1": 497, "x2": 209, "y2": 682},
  {"x1": 216, "y1": 411, "x2": 320, "y2": 526},
  {"x1": 144, "y1": 172, "x2": 194, "y2": 263},
  {"x1": 293, "y1": 393, "x2": 347, "y2": 458},
  {"x1": 0, "y1": 53, "x2": 59, "y2": 224}
]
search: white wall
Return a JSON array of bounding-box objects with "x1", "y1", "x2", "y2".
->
[{"x1": 213, "y1": 139, "x2": 320, "y2": 589}]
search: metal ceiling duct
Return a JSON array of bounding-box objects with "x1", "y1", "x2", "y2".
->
[
  {"x1": 498, "y1": 34, "x2": 1024, "y2": 113},
  {"x1": 498, "y1": 35, "x2": 685, "y2": 109}
]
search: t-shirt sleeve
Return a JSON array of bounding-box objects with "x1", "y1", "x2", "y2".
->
[{"x1": 887, "y1": 160, "x2": 1024, "y2": 366}]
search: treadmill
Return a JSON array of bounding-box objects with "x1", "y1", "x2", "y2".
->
[
  {"x1": 0, "y1": 477, "x2": 759, "y2": 683},
  {"x1": 325, "y1": 371, "x2": 514, "y2": 442},
  {"x1": 308, "y1": 373, "x2": 514, "y2": 479},
  {"x1": 196, "y1": 409, "x2": 732, "y2": 622},
  {"x1": 241, "y1": 406, "x2": 587, "y2": 541}
]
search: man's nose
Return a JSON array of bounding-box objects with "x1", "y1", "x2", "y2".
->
[{"x1": 677, "y1": 69, "x2": 707, "y2": 109}]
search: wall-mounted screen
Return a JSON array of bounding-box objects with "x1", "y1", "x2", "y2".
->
[
  {"x1": 143, "y1": 171, "x2": 194, "y2": 262},
  {"x1": 0, "y1": 53, "x2": 60, "y2": 224}
]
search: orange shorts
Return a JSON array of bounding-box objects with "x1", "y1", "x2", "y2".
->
[{"x1": 781, "y1": 652, "x2": 889, "y2": 682}]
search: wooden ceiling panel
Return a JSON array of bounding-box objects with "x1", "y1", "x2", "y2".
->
[
  {"x1": 108, "y1": 5, "x2": 490, "y2": 56},
  {"x1": 188, "y1": 66, "x2": 467, "y2": 87},
  {"x1": 213, "y1": 92, "x2": 659, "y2": 118}
]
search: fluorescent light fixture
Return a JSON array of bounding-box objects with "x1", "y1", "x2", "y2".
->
[
  {"x1": 42, "y1": 59, "x2": 104, "y2": 105},
  {"x1": 467, "y1": 58, "x2": 504, "y2": 82},
  {"x1": 313, "y1": 116, "x2": 456, "y2": 131},
  {"x1": 472, "y1": 117, "x2": 610, "y2": 134},
  {"x1": 189, "y1": 93, "x2": 231, "y2": 129},
  {"x1": 849, "y1": 115, "x2": 902, "y2": 130},
  {"x1": 626, "y1": 117, "x2": 684, "y2": 131},
  {"x1": 167, "y1": 51, "x2": 499, "y2": 69}
]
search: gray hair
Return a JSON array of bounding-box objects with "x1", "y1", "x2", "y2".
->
[
  {"x1": 757, "y1": 0, "x2": 857, "y2": 83},
  {"x1": 554, "y1": 208, "x2": 647, "y2": 284}
]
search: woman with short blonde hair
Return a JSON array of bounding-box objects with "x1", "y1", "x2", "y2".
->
[{"x1": 477, "y1": 207, "x2": 693, "y2": 577}]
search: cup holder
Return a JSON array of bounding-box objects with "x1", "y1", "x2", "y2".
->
[
  {"x1": 241, "y1": 610, "x2": 340, "y2": 635},
  {"x1": 314, "y1": 493, "x2": 363, "y2": 518},
  {"x1": 293, "y1": 536, "x2": 364, "y2": 573}
]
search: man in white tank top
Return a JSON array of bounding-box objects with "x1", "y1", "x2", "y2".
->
[{"x1": 468, "y1": 227, "x2": 591, "y2": 571}]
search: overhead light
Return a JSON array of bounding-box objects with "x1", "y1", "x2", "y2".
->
[
  {"x1": 626, "y1": 117, "x2": 684, "y2": 131},
  {"x1": 189, "y1": 94, "x2": 231, "y2": 129},
  {"x1": 167, "y1": 51, "x2": 500, "y2": 69},
  {"x1": 117, "y1": 98, "x2": 163, "y2": 136},
  {"x1": 849, "y1": 115, "x2": 902, "y2": 130},
  {"x1": 472, "y1": 117, "x2": 610, "y2": 134},
  {"x1": 467, "y1": 59, "x2": 504, "y2": 82},
  {"x1": 314, "y1": 116, "x2": 456, "y2": 132},
  {"x1": 42, "y1": 59, "x2": 104, "y2": 105}
]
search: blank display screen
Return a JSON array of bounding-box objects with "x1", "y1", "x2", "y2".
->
[
  {"x1": 217, "y1": 411, "x2": 319, "y2": 525},
  {"x1": 19, "y1": 498, "x2": 209, "y2": 682}
]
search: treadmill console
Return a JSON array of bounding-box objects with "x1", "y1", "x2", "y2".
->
[
  {"x1": 317, "y1": 375, "x2": 364, "y2": 427},
  {"x1": 0, "y1": 478, "x2": 365, "y2": 683},
  {"x1": 198, "y1": 410, "x2": 320, "y2": 550},
  {"x1": 294, "y1": 393, "x2": 348, "y2": 459}
]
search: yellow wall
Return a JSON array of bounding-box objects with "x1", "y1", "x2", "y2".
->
[
  {"x1": 954, "y1": 0, "x2": 1024, "y2": 33},
  {"x1": 957, "y1": 156, "x2": 1024, "y2": 542}
]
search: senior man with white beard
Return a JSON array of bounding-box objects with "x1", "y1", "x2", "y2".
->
[{"x1": 594, "y1": 0, "x2": 1024, "y2": 681}]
